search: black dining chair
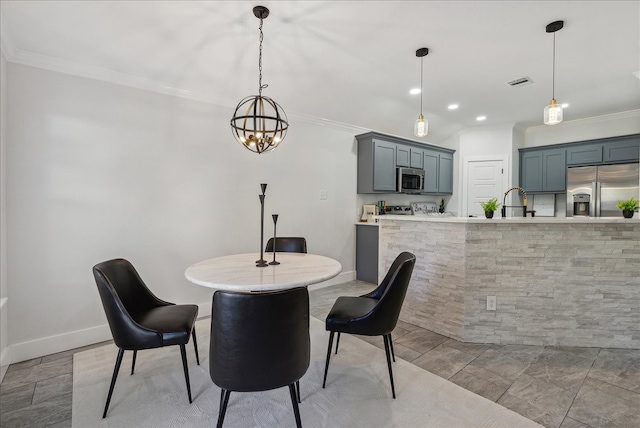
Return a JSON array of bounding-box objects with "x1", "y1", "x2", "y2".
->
[
  {"x1": 209, "y1": 287, "x2": 310, "y2": 428},
  {"x1": 92, "y1": 258, "x2": 200, "y2": 418},
  {"x1": 322, "y1": 251, "x2": 416, "y2": 399},
  {"x1": 265, "y1": 237, "x2": 308, "y2": 253}
]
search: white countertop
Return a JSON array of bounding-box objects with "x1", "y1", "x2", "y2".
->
[
  {"x1": 185, "y1": 252, "x2": 342, "y2": 291},
  {"x1": 375, "y1": 215, "x2": 640, "y2": 224}
]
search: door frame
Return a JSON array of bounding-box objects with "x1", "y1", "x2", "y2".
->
[{"x1": 461, "y1": 155, "x2": 510, "y2": 217}]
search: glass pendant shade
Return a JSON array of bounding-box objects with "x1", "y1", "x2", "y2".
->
[
  {"x1": 543, "y1": 98, "x2": 563, "y2": 125},
  {"x1": 414, "y1": 114, "x2": 428, "y2": 137}
]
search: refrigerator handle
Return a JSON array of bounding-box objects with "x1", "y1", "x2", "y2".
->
[
  {"x1": 590, "y1": 182, "x2": 597, "y2": 217},
  {"x1": 595, "y1": 182, "x2": 601, "y2": 217}
]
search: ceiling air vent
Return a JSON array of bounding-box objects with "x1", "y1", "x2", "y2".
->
[{"x1": 506, "y1": 77, "x2": 533, "y2": 87}]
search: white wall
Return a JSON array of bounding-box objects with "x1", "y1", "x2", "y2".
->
[
  {"x1": 524, "y1": 110, "x2": 640, "y2": 147},
  {"x1": 0, "y1": 50, "x2": 8, "y2": 379},
  {"x1": 5, "y1": 62, "x2": 359, "y2": 363}
]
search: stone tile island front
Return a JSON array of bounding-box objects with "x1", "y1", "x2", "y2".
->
[{"x1": 377, "y1": 216, "x2": 640, "y2": 349}]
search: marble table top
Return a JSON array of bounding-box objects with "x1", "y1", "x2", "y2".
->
[{"x1": 185, "y1": 252, "x2": 342, "y2": 292}]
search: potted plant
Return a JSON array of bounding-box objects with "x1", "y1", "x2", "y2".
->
[
  {"x1": 479, "y1": 198, "x2": 501, "y2": 219},
  {"x1": 616, "y1": 197, "x2": 639, "y2": 219}
]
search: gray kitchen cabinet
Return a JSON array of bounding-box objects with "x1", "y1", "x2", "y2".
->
[
  {"x1": 438, "y1": 152, "x2": 454, "y2": 194},
  {"x1": 521, "y1": 151, "x2": 543, "y2": 192},
  {"x1": 357, "y1": 136, "x2": 397, "y2": 193},
  {"x1": 410, "y1": 148, "x2": 424, "y2": 169},
  {"x1": 396, "y1": 145, "x2": 410, "y2": 167},
  {"x1": 356, "y1": 224, "x2": 378, "y2": 284},
  {"x1": 520, "y1": 148, "x2": 565, "y2": 193},
  {"x1": 519, "y1": 133, "x2": 638, "y2": 194},
  {"x1": 566, "y1": 144, "x2": 603, "y2": 165},
  {"x1": 356, "y1": 131, "x2": 455, "y2": 195},
  {"x1": 543, "y1": 148, "x2": 566, "y2": 192},
  {"x1": 423, "y1": 149, "x2": 439, "y2": 193},
  {"x1": 603, "y1": 136, "x2": 639, "y2": 163}
]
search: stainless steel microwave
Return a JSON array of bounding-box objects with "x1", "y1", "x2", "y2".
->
[{"x1": 397, "y1": 167, "x2": 424, "y2": 193}]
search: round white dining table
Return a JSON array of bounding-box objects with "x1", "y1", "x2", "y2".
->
[{"x1": 185, "y1": 252, "x2": 342, "y2": 292}]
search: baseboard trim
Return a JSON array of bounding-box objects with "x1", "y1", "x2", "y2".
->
[
  {"x1": 7, "y1": 324, "x2": 113, "y2": 365},
  {"x1": 308, "y1": 271, "x2": 356, "y2": 291}
]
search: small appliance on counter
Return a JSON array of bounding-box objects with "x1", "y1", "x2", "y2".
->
[{"x1": 361, "y1": 204, "x2": 378, "y2": 222}]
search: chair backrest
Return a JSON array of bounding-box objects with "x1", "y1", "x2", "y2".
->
[
  {"x1": 361, "y1": 252, "x2": 416, "y2": 334},
  {"x1": 361, "y1": 250, "x2": 413, "y2": 300},
  {"x1": 92, "y1": 259, "x2": 164, "y2": 349},
  {"x1": 265, "y1": 237, "x2": 307, "y2": 253},
  {"x1": 209, "y1": 287, "x2": 310, "y2": 392}
]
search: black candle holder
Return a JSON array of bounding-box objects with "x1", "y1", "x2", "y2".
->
[
  {"x1": 269, "y1": 214, "x2": 280, "y2": 265},
  {"x1": 256, "y1": 184, "x2": 268, "y2": 267}
]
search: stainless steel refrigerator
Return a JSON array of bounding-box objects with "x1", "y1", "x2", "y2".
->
[{"x1": 567, "y1": 163, "x2": 640, "y2": 217}]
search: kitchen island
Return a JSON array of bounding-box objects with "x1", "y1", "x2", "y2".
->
[{"x1": 377, "y1": 215, "x2": 640, "y2": 348}]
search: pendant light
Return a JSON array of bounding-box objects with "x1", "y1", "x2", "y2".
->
[
  {"x1": 414, "y1": 47, "x2": 429, "y2": 137},
  {"x1": 230, "y1": 6, "x2": 288, "y2": 154},
  {"x1": 543, "y1": 20, "x2": 564, "y2": 125}
]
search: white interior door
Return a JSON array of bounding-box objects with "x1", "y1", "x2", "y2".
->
[{"x1": 466, "y1": 159, "x2": 506, "y2": 217}]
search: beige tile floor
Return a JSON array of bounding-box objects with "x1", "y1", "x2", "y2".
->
[{"x1": 1, "y1": 280, "x2": 639, "y2": 428}]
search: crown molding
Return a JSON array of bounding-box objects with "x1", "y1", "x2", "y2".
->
[
  {"x1": 0, "y1": 12, "x2": 363, "y2": 134},
  {"x1": 0, "y1": 12, "x2": 17, "y2": 60},
  {"x1": 525, "y1": 109, "x2": 640, "y2": 133}
]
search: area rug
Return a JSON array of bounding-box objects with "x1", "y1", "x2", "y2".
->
[{"x1": 72, "y1": 317, "x2": 541, "y2": 428}]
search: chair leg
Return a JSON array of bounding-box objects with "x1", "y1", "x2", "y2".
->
[
  {"x1": 179, "y1": 344, "x2": 193, "y2": 403},
  {"x1": 383, "y1": 335, "x2": 396, "y2": 399},
  {"x1": 131, "y1": 350, "x2": 137, "y2": 375},
  {"x1": 192, "y1": 328, "x2": 200, "y2": 365},
  {"x1": 388, "y1": 333, "x2": 396, "y2": 363},
  {"x1": 322, "y1": 331, "x2": 335, "y2": 388},
  {"x1": 217, "y1": 389, "x2": 231, "y2": 428},
  {"x1": 335, "y1": 332, "x2": 341, "y2": 355},
  {"x1": 103, "y1": 348, "x2": 125, "y2": 418},
  {"x1": 288, "y1": 384, "x2": 303, "y2": 428},
  {"x1": 295, "y1": 380, "x2": 301, "y2": 403}
]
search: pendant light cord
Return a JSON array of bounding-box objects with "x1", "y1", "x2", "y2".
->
[
  {"x1": 552, "y1": 32, "x2": 556, "y2": 99},
  {"x1": 420, "y1": 57, "x2": 424, "y2": 114}
]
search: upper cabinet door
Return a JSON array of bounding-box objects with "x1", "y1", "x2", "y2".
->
[
  {"x1": 566, "y1": 144, "x2": 603, "y2": 165},
  {"x1": 520, "y1": 151, "x2": 543, "y2": 192},
  {"x1": 372, "y1": 140, "x2": 398, "y2": 192},
  {"x1": 603, "y1": 137, "x2": 639, "y2": 163},
  {"x1": 543, "y1": 149, "x2": 566, "y2": 192},
  {"x1": 396, "y1": 145, "x2": 410, "y2": 167},
  {"x1": 423, "y1": 150, "x2": 439, "y2": 193},
  {"x1": 438, "y1": 152, "x2": 453, "y2": 194},
  {"x1": 410, "y1": 148, "x2": 424, "y2": 169}
]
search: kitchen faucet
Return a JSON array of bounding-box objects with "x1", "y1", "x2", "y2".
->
[{"x1": 501, "y1": 187, "x2": 528, "y2": 218}]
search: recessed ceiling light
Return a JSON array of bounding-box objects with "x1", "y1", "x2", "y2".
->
[
  {"x1": 476, "y1": 116, "x2": 486, "y2": 121},
  {"x1": 410, "y1": 88, "x2": 421, "y2": 95},
  {"x1": 634, "y1": 71, "x2": 640, "y2": 80},
  {"x1": 561, "y1": 103, "x2": 569, "y2": 108},
  {"x1": 448, "y1": 104, "x2": 459, "y2": 110}
]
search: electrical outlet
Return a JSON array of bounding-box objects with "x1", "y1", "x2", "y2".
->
[
  {"x1": 320, "y1": 190, "x2": 328, "y2": 200},
  {"x1": 487, "y1": 295, "x2": 497, "y2": 311}
]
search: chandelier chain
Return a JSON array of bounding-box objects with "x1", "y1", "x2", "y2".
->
[
  {"x1": 552, "y1": 32, "x2": 556, "y2": 99},
  {"x1": 258, "y1": 17, "x2": 268, "y2": 95}
]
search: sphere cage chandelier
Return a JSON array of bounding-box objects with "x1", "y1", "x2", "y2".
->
[
  {"x1": 230, "y1": 6, "x2": 289, "y2": 154},
  {"x1": 414, "y1": 47, "x2": 429, "y2": 137},
  {"x1": 543, "y1": 20, "x2": 564, "y2": 125}
]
